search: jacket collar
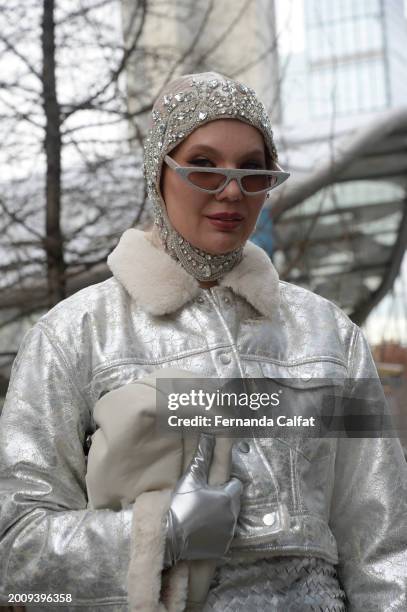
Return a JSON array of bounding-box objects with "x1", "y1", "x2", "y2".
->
[{"x1": 107, "y1": 229, "x2": 280, "y2": 318}]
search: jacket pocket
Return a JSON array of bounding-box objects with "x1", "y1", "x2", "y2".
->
[
  {"x1": 257, "y1": 359, "x2": 347, "y2": 436},
  {"x1": 255, "y1": 360, "x2": 344, "y2": 517}
]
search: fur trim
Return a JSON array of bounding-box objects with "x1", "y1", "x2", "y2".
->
[
  {"x1": 108, "y1": 228, "x2": 280, "y2": 319},
  {"x1": 108, "y1": 229, "x2": 200, "y2": 315},
  {"x1": 162, "y1": 563, "x2": 189, "y2": 612},
  {"x1": 219, "y1": 240, "x2": 280, "y2": 320},
  {"x1": 127, "y1": 489, "x2": 189, "y2": 612}
]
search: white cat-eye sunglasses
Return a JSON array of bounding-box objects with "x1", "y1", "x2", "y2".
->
[{"x1": 164, "y1": 155, "x2": 290, "y2": 196}]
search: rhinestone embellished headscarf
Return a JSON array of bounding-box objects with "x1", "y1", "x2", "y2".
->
[{"x1": 144, "y1": 72, "x2": 278, "y2": 282}]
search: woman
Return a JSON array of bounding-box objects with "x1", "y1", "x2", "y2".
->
[{"x1": 0, "y1": 72, "x2": 406, "y2": 611}]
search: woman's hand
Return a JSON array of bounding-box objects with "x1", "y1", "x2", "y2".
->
[{"x1": 164, "y1": 434, "x2": 242, "y2": 566}]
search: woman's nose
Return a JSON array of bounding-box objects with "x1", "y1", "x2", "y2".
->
[{"x1": 215, "y1": 178, "x2": 243, "y2": 201}]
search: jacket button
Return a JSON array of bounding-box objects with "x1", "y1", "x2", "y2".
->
[
  {"x1": 223, "y1": 296, "x2": 230, "y2": 304},
  {"x1": 220, "y1": 353, "x2": 231, "y2": 365},
  {"x1": 262, "y1": 513, "x2": 276, "y2": 526},
  {"x1": 238, "y1": 441, "x2": 250, "y2": 453}
]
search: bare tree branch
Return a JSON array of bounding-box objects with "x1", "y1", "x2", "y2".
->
[
  {"x1": 0, "y1": 33, "x2": 42, "y2": 81},
  {"x1": 61, "y1": 0, "x2": 148, "y2": 121}
]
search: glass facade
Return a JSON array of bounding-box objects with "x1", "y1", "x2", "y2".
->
[
  {"x1": 274, "y1": 0, "x2": 407, "y2": 327},
  {"x1": 304, "y1": 0, "x2": 381, "y2": 25},
  {"x1": 305, "y1": 0, "x2": 388, "y2": 117}
]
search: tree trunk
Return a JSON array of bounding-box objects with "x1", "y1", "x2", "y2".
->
[{"x1": 41, "y1": 0, "x2": 65, "y2": 307}]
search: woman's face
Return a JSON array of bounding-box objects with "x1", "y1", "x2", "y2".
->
[{"x1": 161, "y1": 119, "x2": 268, "y2": 254}]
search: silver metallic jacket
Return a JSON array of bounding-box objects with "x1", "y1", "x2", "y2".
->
[{"x1": 1, "y1": 229, "x2": 406, "y2": 611}]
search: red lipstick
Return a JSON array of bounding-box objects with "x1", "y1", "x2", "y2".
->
[{"x1": 206, "y1": 212, "x2": 244, "y2": 230}]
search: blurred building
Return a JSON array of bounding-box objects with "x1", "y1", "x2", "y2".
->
[
  {"x1": 283, "y1": 0, "x2": 407, "y2": 124},
  {"x1": 121, "y1": 0, "x2": 280, "y2": 135},
  {"x1": 271, "y1": 0, "x2": 407, "y2": 325}
]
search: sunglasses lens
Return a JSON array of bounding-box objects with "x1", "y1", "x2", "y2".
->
[
  {"x1": 187, "y1": 172, "x2": 226, "y2": 191},
  {"x1": 241, "y1": 174, "x2": 277, "y2": 193}
]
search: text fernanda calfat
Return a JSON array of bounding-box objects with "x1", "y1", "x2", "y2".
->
[{"x1": 168, "y1": 415, "x2": 316, "y2": 427}]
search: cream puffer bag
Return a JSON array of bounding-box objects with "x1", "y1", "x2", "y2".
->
[{"x1": 85, "y1": 368, "x2": 235, "y2": 612}]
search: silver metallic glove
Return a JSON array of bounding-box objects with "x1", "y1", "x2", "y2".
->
[{"x1": 164, "y1": 434, "x2": 242, "y2": 566}]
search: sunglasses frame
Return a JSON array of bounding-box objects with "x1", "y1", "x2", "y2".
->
[{"x1": 164, "y1": 155, "x2": 290, "y2": 195}]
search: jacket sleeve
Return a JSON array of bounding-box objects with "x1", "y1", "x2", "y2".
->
[
  {"x1": 0, "y1": 322, "x2": 133, "y2": 609},
  {"x1": 329, "y1": 326, "x2": 407, "y2": 612}
]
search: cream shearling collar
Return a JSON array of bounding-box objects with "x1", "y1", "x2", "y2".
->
[{"x1": 107, "y1": 229, "x2": 280, "y2": 318}]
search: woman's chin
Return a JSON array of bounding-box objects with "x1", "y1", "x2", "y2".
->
[
  {"x1": 190, "y1": 231, "x2": 246, "y2": 254},
  {"x1": 198, "y1": 241, "x2": 243, "y2": 255}
]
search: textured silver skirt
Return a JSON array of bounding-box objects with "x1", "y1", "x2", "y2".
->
[{"x1": 203, "y1": 556, "x2": 347, "y2": 611}]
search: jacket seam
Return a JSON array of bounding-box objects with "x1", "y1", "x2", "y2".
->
[
  {"x1": 91, "y1": 353, "x2": 348, "y2": 377},
  {"x1": 252, "y1": 437, "x2": 282, "y2": 507},
  {"x1": 289, "y1": 447, "x2": 298, "y2": 512},
  {"x1": 244, "y1": 355, "x2": 347, "y2": 367},
  {"x1": 347, "y1": 324, "x2": 360, "y2": 377},
  {"x1": 237, "y1": 509, "x2": 333, "y2": 519},
  {"x1": 37, "y1": 321, "x2": 92, "y2": 414},
  {"x1": 294, "y1": 443, "x2": 303, "y2": 512},
  {"x1": 230, "y1": 543, "x2": 338, "y2": 561},
  {"x1": 91, "y1": 343, "x2": 235, "y2": 377}
]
